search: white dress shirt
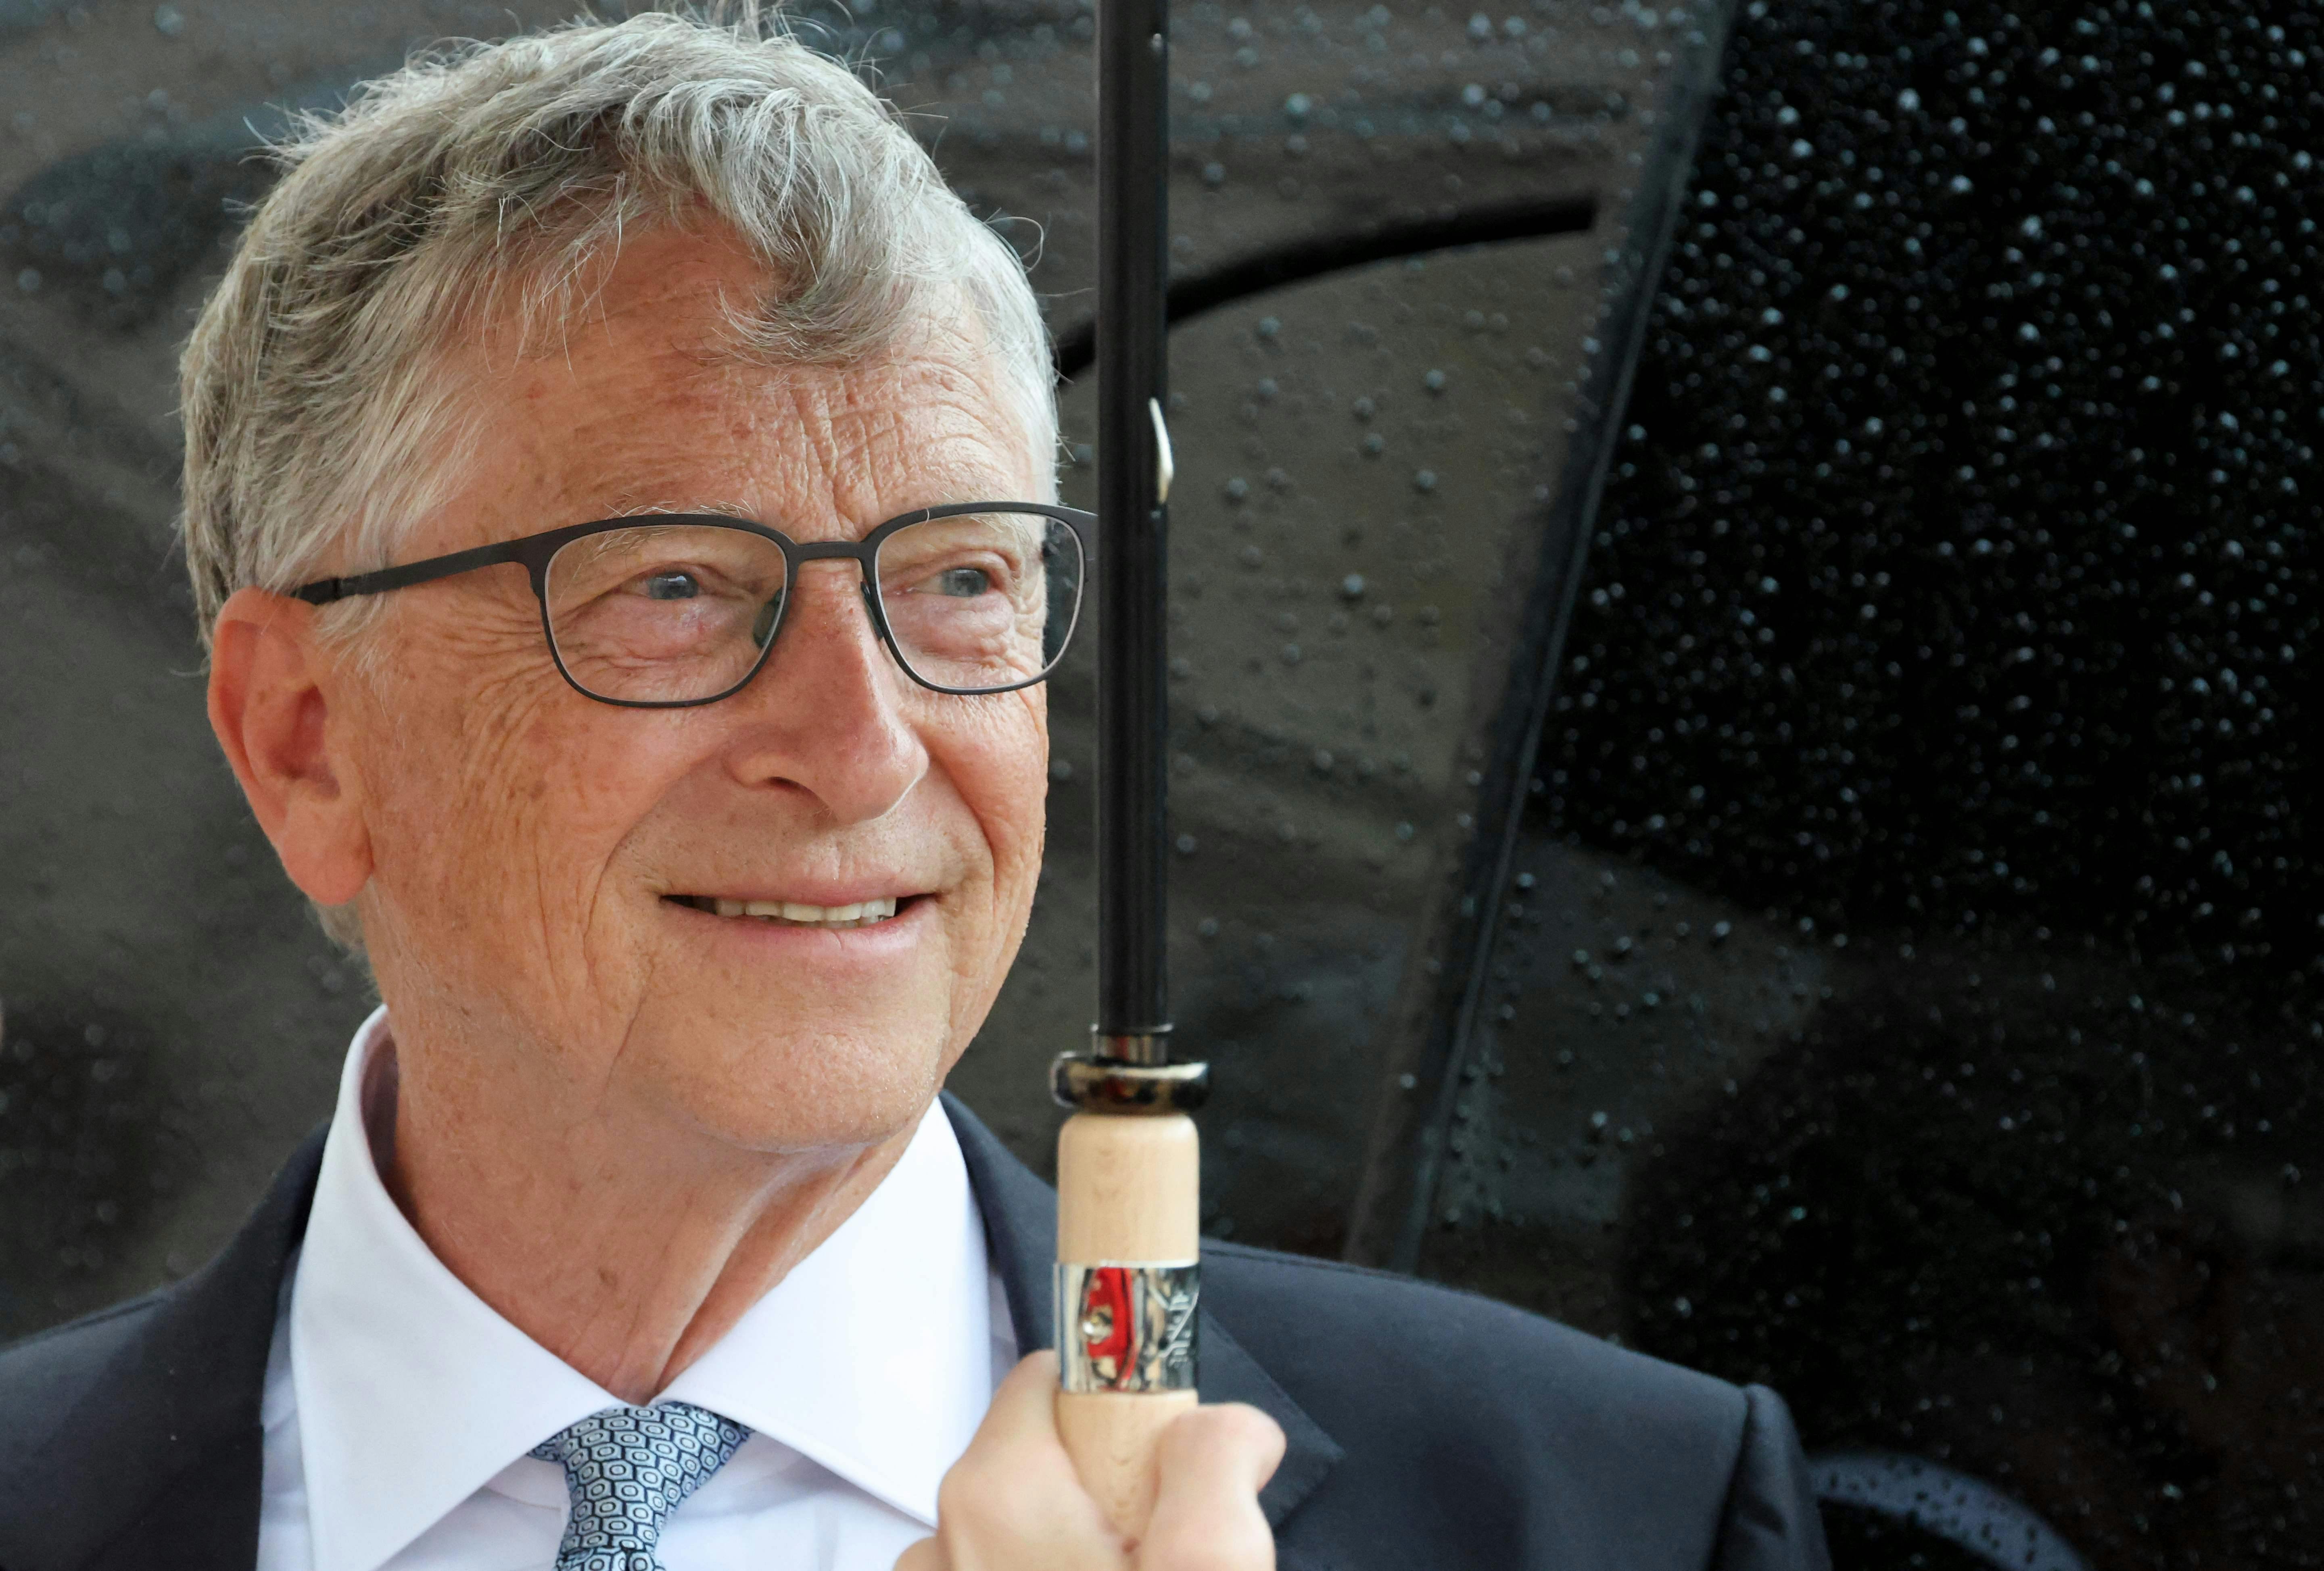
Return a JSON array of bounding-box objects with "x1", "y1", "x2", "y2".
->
[{"x1": 257, "y1": 1006, "x2": 1016, "y2": 1571}]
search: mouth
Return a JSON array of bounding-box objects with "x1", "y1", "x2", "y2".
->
[{"x1": 664, "y1": 893, "x2": 914, "y2": 929}]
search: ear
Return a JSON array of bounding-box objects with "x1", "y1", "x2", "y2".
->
[{"x1": 207, "y1": 587, "x2": 374, "y2": 907}]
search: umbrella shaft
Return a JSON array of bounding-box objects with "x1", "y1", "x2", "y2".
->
[{"x1": 1095, "y1": 0, "x2": 1172, "y2": 1042}]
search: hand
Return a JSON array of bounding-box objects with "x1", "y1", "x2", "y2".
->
[{"x1": 895, "y1": 1351, "x2": 1285, "y2": 1571}]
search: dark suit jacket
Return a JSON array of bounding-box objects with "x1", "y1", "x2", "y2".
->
[{"x1": 0, "y1": 1095, "x2": 1829, "y2": 1571}]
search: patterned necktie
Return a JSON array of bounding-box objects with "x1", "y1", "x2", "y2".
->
[{"x1": 530, "y1": 1402, "x2": 752, "y2": 1571}]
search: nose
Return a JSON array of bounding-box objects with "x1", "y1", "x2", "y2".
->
[{"x1": 720, "y1": 560, "x2": 928, "y2": 825}]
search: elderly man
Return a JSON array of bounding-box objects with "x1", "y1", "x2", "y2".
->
[{"x1": 0, "y1": 13, "x2": 1828, "y2": 1571}]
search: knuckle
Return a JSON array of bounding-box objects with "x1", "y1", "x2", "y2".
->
[
  {"x1": 937, "y1": 1467, "x2": 1003, "y2": 1532},
  {"x1": 1144, "y1": 1514, "x2": 1274, "y2": 1571},
  {"x1": 1209, "y1": 1402, "x2": 1285, "y2": 1450},
  {"x1": 948, "y1": 1461, "x2": 1041, "y2": 1532},
  {"x1": 1166, "y1": 1402, "x2": 1284, "y2": 1468}
]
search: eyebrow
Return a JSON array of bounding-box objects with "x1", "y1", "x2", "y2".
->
[
  {"x1": 597, "y1": 488, "x2": 1031, "y2": 534},
  {"x1": 605, "y1": 498, "x2": 761, "y2": 522}
]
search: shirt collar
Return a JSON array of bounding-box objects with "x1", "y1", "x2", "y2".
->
[{"x1": 292, "y1": 1005, "x2": 992, "y2": 1571}]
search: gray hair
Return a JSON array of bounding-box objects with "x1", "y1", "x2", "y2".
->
[{"x1": 179, "y1": 8, "x2": 1057, "y2": 951}]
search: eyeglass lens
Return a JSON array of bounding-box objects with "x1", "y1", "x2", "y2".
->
[{"x1": 541, "y1": 511, "x2": 1083, "y2": 704}]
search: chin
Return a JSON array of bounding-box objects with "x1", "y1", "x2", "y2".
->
[{"x1": 640, "y1": 1007, "x2": 958, "y2": 1155}]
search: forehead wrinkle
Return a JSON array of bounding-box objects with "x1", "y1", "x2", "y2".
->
[
  {"x1": 729, "y1": 358, "x2": 1033, "y2": 532},
  {"x1": 465, "y1": 307, "x2": 1032, "y2": 548},
  {"x1": 842, "y1": 355, "x2": 1038, "y2": 503}
]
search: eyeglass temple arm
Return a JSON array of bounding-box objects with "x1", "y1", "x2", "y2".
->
[{"x1": 292, "y1": 539, "x2": 535, "y2": 606}]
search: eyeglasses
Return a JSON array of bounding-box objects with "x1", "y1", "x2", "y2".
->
[{"x1": 293, "y1": 503, "x2": 1093, "y2": 707}]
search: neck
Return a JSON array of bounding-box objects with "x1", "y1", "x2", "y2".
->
[{"x1": 365, "y1": 1027, "x2": 920, "y2": 1405}]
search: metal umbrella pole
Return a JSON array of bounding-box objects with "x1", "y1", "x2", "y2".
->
[{"x1": 1049, "y1": 0, "x2": 1207, "y2": 1538}]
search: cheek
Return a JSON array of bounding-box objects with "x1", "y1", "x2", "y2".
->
[
  {"x1": 930, "y1": 693, "x2": 1048, "y2": 899},
  {"x1": 969, "y1": 694, "x2": 1049, "y2": 879},
  {"x1": 357, "y1": 633, "x2": 674, "y2": 925}
]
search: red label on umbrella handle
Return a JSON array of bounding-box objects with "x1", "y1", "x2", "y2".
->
[{"x1": 1056, "y1": 1261, "x2": 1200, "y2": 1393}]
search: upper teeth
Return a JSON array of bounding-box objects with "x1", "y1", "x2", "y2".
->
[{"x1": 710, "y1": 896, "x2": 899, "y2": 924}]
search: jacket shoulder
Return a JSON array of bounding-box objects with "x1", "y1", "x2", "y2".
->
[
  {"x1": 1203, "y1": 1238, "x2": 1746, "y2": 1423},
  {"x1": 0, "y1": 1288, "x2": 174, "y2": 1470},
  {"x1": 0, "y1": 1129, "x2": 326, "y2": 1571},
  {"x1": 1201, "y1": 1241, "x2": 1826, "y2": 1571}
]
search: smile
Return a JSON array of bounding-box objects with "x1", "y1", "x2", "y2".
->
[{"x1": 666, "y1": 894, "x2": 906, "y2": 928}]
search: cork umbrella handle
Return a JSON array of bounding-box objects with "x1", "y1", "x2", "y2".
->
[{"x1": 1055, "y1": 1111, "x2": 1202, "y2": 1538}]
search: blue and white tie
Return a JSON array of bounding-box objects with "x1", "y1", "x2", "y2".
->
[{"x1": 530, "y1": 1402, "x2": 751, "y2": 1571}]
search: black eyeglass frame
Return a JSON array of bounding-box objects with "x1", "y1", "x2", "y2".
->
[{"x1": 292, "y1": 502, "x2": 1096, "y2": 708}]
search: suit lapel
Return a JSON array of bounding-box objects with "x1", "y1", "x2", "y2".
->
[
  {"x1": 9, "y1": 1097, "x2": 1335, "y2": 1569},
  {"x1": 0, "y1": 1127, "x2": 325, "y2": 1571},
  {"x1": 941, "y1": 1093, "x2": 1343, "y2": 1529}
]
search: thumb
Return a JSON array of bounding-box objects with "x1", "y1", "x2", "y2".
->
[
  {"x1": 1136, "y1": 1403, "x2": 1283, "y2": 1569},
  {"x1": 894, "y1": 1538, "x2": 946, "y2": 1571}
]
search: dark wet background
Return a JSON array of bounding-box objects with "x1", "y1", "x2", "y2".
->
[{"x1": 1, "y1": 1, "x2": 2315, "y2": 1567}]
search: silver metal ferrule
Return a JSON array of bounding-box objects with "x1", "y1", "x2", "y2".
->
[
  {"x1": 1051, "y1": 1053, "x2": 1210, "y2": 1113},
  {"x1": 1092, "y1": 1027, "x2": 1172, "y2": 1066},
  {"x1": 1055, "y1": 1260, "x2": 1200, "y2": 1393}
]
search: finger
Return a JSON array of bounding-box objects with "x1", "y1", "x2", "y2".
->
[
  {"x1": 1137, "y1": 1404, "x2": 1284, "y2": 1570},
  {"x1": 935, "y1": 1352, "x2": 1127, "y2": 1571},
  {"x1": 1155, "y1": 1403, "x2": 1286, "y2": 1506},
  {"x1": 950, "y1": 1352, "x2": 1089, "y2": 1498},
  {"x1": 971, "y1": 1350, "x2": 1071, "y2": 1460},
  {"x1": 894, "y1": 1537, "x2": 946, "y2": 1571}
]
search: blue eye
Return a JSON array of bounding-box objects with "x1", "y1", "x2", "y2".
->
[
  {"x1": 643, "y1": 571, "x2": 701, "y2": 601},
  {"x1": 935, "y1": 567, "x2": 991, "y2": 597}
]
